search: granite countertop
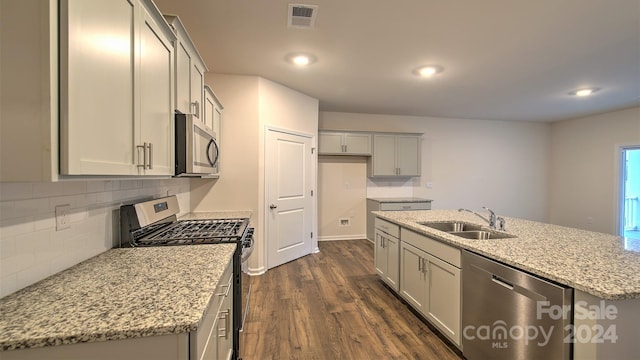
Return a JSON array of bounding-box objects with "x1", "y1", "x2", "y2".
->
[
  {"x1": 373, "y1": 210, "x2": 640, "y2": 301},
  {"x1": 0, "y1": 244, "x2": 236, "y2": 351},
  {"x1": 367, "y1": 197, "x2": 433, "y2": 203}
]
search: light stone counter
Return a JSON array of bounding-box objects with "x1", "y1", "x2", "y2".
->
[
  {"x1": 0, "y1": 244, "x2": 236, "y2": 351},
  {"x1": 373, "y1": 210, "x2": 640, "y2": 300}
]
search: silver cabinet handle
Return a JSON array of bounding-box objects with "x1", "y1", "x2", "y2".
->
[
  {"x1": 136, "y1": 144, "x2": 146, "y2": 169},
  {"x1": 147, "y1": 143, "x2": 153, "y2": 169},
  {"x1": 218, "y1": 310, "x2": 230, "y2": 339},
  {"x1": 215, "y1": 284, "x2": 229, "y2": 297},
  {"x1": 137, "y1": 143, "x2": 153, "y2": 170},
  {"x1": 192, "y1": 100, "x2": 200, "y2": 118},
  {"x1": 418, "y1": 256, "x2": 422, "y2": 271},
  {"x1": 269, "y1": 204, "x2": 277, "y2": 209},
  {"x1": 422, "y1": 258, "x2": 428, "y2": 273}
]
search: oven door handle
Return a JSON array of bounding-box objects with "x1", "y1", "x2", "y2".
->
[{"x1": 206, "y1": 138, "x2": 219, "y2": 167}]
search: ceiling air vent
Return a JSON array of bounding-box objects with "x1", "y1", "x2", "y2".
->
[{"x1": 288, "y1": 4, "x2": 318, "y2": 28}]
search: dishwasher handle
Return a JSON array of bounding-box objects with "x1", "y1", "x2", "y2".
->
[
  {"x1": 490, "y1": 273, "x2": 548, "y2": 302},
  {"x1": 491, "y1": 275, "x2": 514, "y2": 290}
]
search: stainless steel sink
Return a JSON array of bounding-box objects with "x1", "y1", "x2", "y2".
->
[
  {"x1": 449, "y1": 230, "x2": 516, "y2": 240},
  {"x1": 419, "y1": 221, "x2": 516, "y2": 240},
  {"x1": 419, "y1": 221, "x2": 482, "y2": 232}
]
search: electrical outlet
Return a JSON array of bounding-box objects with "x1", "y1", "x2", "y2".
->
[
  {"x1": 339, "y1": 218, "x2": 351, "y2": 227},
  {"x1": 426, "y1": 182, "x2": 433, "y2": 189},
  {"x1": 586, "y1": 216, "x2": 594, "y2": 225},
  {"x1": 55, "y1": 204, "x2": 71, "y2": 231}
]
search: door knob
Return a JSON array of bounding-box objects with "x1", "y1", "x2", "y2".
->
[{"x1": 269, "y1": 204, "x2": 277, "y2": 209}]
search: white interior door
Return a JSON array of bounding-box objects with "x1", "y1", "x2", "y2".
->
[{"x1": 266, "y1": 129, "x2": 313, "y2": 269}]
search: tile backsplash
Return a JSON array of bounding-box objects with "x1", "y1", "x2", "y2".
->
[{"x1": 0, "y1": 179, "x2": 191, "y2": 298}]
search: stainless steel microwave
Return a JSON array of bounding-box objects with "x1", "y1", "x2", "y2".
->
[{"x1": 175, "y1": 113, "x2": 219, "y2": 176}]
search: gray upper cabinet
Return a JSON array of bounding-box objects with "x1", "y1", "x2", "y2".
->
[
  {"x1": 164, "y1": 15, "x2": 208, "y2": 120},
  {"x1": 60, "y1": 0, "x2": 175, "y2": 176},
  {"x1": 318, "y1": 131, "x2": 372, "y2": 155},
  {"x1": 370, "y1": 134, "x2": 421, "y2": 177},
  {"x1": 204, "y1": 85, "x2": 223, "y2": 138},
  {"x1": 2, "y1": 0, "x2": 175, "y2": 179}
]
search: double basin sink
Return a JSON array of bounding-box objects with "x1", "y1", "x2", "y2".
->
[{"x1": 418, "y1": 221, "x2": 516, "y2": 240}]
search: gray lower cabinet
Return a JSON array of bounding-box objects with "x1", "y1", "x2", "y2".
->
[
  {"x1": 374, "y1": 218, "x2": 400, "y2": 291},
  {"x1": 399, "y1": 240, "x2": 461, "y2": 346},
  {"x1": 366, "y1": 198, "x2": 432, "y2": 241},
  {"x1": 400, "y1": 228, "x2": 461, "y2": 346},
  {"x1": 196, "y1": 259, "x2": 233, "y2": 360}
]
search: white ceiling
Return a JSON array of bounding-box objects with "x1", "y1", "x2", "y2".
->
[{"x1": 153, "y1": 0, "x2": 640, "y2": 122}]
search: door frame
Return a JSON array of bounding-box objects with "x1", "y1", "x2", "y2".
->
[
  {"x1": 616, "y1": 144, "x2": 640, "y2": 237},
  {"x1": 263, "y1": 126, "x2": 318, "y2": 270}
]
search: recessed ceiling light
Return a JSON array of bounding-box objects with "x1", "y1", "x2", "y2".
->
[
  {"x1": 570, "y1": 88, "x2": 600, "y2": 97},
  {"x1": 286, "y1": 53, "x2": 316, "y2": 66},
  {"x1": 413, "y1": 65, "x2": 444, "y2": 78}
]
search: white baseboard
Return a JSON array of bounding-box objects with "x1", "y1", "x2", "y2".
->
[
  {"x1": 318, "y1": 234, "x2": 367, "y2": 241},
  {"x1": 244, "y1": 266, "x2": 266, "y2": 276}
]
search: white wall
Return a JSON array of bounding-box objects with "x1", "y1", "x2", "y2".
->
[
  {"x1": 0, "y1": 179, "x2": 191, "y2": 298},
  {"x1": 191, "y1": 74, "x2": 260, "y2": 215},
  {"x1": 318, "y1": 156, "x2": 368, "y2": 240},
  {"x1": 320, "y1": 112, "x2": 551, "y2": 222},
  {"x1": 549, "y1": 106, "x2": 640, "y2": 234},
  {"x1": 193, "y1": 74, "x2": 318, "y2": 274}
]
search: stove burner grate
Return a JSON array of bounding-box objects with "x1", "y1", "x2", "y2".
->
[{"x1": 138, "y1": 218, "x2": 248, "y2": 245}]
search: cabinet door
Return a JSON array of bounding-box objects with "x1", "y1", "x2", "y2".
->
[
  {"x1": 374, "y1": 231, "x2": 386, "y2": 277},
  {"x1": 191, "y1": 62, "x2": 205, "y2": 119},
  {"x1": 217, "y1": 281, "x2": 233, "y2": 360},
  {"x1": 343, "y1": 133, "x2": 371, "y2": 155},
  {"x1": 201, "y1": 314, "x2": 219, "y2": 360},
  {"x1": 400, "y1": 242, "x2": 427, "y2": 312},
  {"x1": 212, "y1": 105, "x2": 223, "y2": 140},
  {"x1": 396, "y1": 135, "x2": 421, "y2": 176},
  {"x1": 426, "y1": 254, "x2": 461, "y2": 345},
  {"x1": 318, "y1": 132, "x2": 344, "y2": 154},
  {"x1": 204, "y1": 86, "x2": 222, "y2": 140},
  {"x1": 384, "y1": 234, "x2": 400, "y2": 291},
  {"x1": 204, "y1": 87, "x2": 215, "y2": 131},
  {"x1": 60, "y1": 0, "x2": 137, "y2": 175},
  {"x1": 175, "y1": 41, "x2": 192, "y2": 115},
  {"x1": 372, "y1": 134, "x2": 397, "y2": 176},
  {"x1": 138, "y1": 7, "x2": 174, "y2": 176}
]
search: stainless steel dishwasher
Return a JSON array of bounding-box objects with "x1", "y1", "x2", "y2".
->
[{"x1": 462, "y1": 250, "x2": 573, "y2": 360}]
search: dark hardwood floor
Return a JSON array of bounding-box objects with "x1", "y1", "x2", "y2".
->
[{"x1": 240, "y1": 239, "x2": 463, "y2": 360}]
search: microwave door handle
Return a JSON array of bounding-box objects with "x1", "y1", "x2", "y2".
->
[
  {"x1": 206, "y1": 138, "x2": 219, "y2": 167},
  {"x1": 211, "y1": 138, "x2": 219, "y2": 167}
]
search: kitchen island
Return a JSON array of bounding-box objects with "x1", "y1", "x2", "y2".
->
[
  {"x1": 0, "y1": 244, "x2": 236, "y2": 359},
  {"x1": 373, "y1": 210, "x2": 640, "y2": 359}
]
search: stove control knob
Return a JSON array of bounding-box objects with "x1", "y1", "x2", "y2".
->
[{"x1": 269, "y1": 204, "x2": 277, "y2": 209}]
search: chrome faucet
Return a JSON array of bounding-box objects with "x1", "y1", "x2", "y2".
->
[
  {"x1": 497, "y1": 217, "x2": 507, "y2": 231},
  {"x1": 458, "y1": 207, "x2": 498, "y2": 229}
]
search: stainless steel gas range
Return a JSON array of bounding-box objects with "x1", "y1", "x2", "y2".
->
[{"x1": 119, "y1": 195, "x2": 253, "y2": 360}]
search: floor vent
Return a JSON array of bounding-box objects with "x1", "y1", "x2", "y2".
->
[{"x1": 288, "y1": 4, "x2": 318, "y2": 28}]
